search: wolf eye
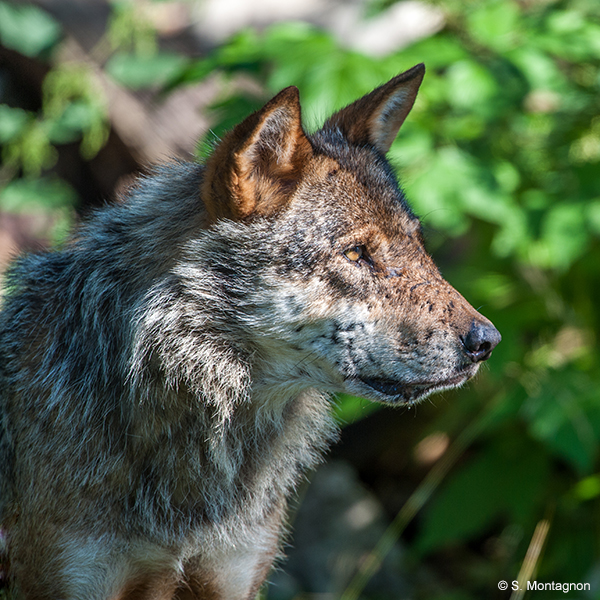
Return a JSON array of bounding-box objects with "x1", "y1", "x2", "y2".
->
[{"x1": 344, "y1": 246, "x2": 364, "y2": 262}]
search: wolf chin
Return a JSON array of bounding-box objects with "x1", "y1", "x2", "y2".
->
[{"x1": 0, "y1": 64, "x2": 500, "y2": 599}]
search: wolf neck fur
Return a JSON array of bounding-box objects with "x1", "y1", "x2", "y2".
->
[{"x1": 126, "y1": 214, "x2": 338, "y2": 542}]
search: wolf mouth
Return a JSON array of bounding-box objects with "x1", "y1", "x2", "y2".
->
[{"x1": 357, "y1": 368, "x2": 476, "y2": 403}]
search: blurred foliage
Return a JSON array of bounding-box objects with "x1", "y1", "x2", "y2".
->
[
  {"x1": 0, "y1": 1, "x2": 105, "y2": 241},
  {"x1": 0, "y1": 0, "x2": 60, "y2": 58},
  {"x1": 105, "y1": 0, "x2": 190, "y2": 89},
  {"x1": 2, "y1": 0, "x2": 600, "y2": 598},
  {"x1": 0, "y1": 0, "x2": 186, "y2": 242}
]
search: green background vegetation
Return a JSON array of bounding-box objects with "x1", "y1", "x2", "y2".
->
[{"x1": 1, "y1": 0, "x2": 600, "y2": 598}]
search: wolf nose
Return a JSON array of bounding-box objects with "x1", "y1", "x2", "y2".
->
[{"x1": 462, "y1": 320, "x2": 501, "y2": 363}]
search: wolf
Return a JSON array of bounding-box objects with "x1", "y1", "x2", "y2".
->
[{"x1": 0, "y1": 63, "x2": 500, "y2": 599}]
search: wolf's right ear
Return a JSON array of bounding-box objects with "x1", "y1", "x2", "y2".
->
[
  {"x1": 202, "y1": 87, "x2": 312, "y2": 223},
  {"x1": 322, "y1": 63, "x2": 425, "y2": 155}
]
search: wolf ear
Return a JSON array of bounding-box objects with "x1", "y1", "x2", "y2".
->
[
  {"x1": 202, "y1": 87, "x2": 312, "y2": 222},
  {"x1": 323, "y1": 63, "x2": 425, "y2": 155}
]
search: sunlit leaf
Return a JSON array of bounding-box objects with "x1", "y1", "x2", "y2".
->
[
  {"x1": 466, "y1": 0, "x2": 521, "y2": 52},
  {"x1": 0, "y1": 1, "x2": 61, "y2": 57},
  {"x1": 106, "y1": 51, "x2": 189, "y2": 89},
  {"x1": 334, "y1": 394, "x2": 381, "y2": 425},
  {"x1": 445, "y1": 60, "x2": 499, "y2": 112},
  {"x1": 539, "y1": 203, "x2": 589, "y2": 270},
  {"x1": 0, "y1": 176, "x2": 76, "y2": 212},
  {"x1": 0, "y1": 105, "x2": 30, "y2": 143}
]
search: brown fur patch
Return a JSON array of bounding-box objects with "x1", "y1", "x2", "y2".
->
[
  {"x1": 112, "y1": 574, "x2": 178, "y2": 600},
  {"x1": 202, "y1": 87, "x2": 312, "y2": 223}
]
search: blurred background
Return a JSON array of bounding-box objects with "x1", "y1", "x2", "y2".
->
[{"x1": 1, "y1": 0, "x2": 600, "y2": 598}]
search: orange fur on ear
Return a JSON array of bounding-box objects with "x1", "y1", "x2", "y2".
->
[
  {"x1": 323, "y1": 63, "x2": 425, "y2": 154},
  {"x1": 203, "y1": 87, "x2": 313, "y2": 222}
]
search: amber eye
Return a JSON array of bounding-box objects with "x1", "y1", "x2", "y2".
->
[{"x1": 344, "y1": 246, "x2": 364, "y2": 262}]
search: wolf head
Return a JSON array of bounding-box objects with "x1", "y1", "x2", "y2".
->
[{"x1": 189, "y1": 64, "x2": 500, "y2": 406}]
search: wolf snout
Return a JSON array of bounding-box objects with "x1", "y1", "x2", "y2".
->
[{"x1": 461, "y1": 319, "x2": 501, "y2": 363}]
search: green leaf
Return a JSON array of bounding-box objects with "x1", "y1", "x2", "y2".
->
[
  {"x1": 547, "y1": 9, "x2": 586, "y2": 35},
  {"x1": 0, "y1": 1, "x2": 61, "y2": 57},
  {"x1": 334, "y1": 394, "x2": 381, "y2": 425},
  {"x1": 2, "y1": 120, "x2": 57, "y2": 177},
  {"x1": 445, "y1": 60, "x2": 499, "y2": 114},
  {"x1": 573, "y1": 474, "x2": 600, "y2": 501},
  {"x1": 393, "y1": 35, "x2": 468, "y2": 70},
  {"x1": 106, "y1": 51, "x2": 189, "y2": 89},
  {"x1": 441, "y1": 114, "x2": 485, "y2": 141},
  {"x1": 538, "y1": 203, "x2": 589, "y2": 270},
  {"x1": 217, "y1": 28, "x2": 263, "y2": 65},
  {"x1": 540, "y1": 513, "x2": 597, "y2": 581},
  {"x1": 0, "y1": 105, "x2": 30, "y2": 143},
  {"x1": 507, "y1": 47, "x2": 567, "y2": 92},
  {"x1": 0, "y1": 176, "x2": 76, "y2": 212},
  {"x1": 587, "y1": 200, "x2": 600, "y2": 235},
  {"x1": 523, "y1": 373, "x2": 599, "y2": 474},
  {"x1": 417, "y1": 441, "x2": 549, "y2": 554},
  {"x1": 490, "y1": 209, "x2": 529, "y2": 259},
  {"x1": 539, "y1": 11, "x2": 600, "y2": 60},
  {"x1": 46, "y1": 101, "x2": 93, "y2": 141},
  {"x1": 406, "y1": 148, "x2": 472, "y2": 234},
  {"x1": 493, "y1": 161, "x2": 521, "y2": 193},
  {"x1": 171, "y1": 57, "x2": 218, "y2": 87},
  {"x1": 388, "y1": 127, "x2": 434, "y2": 167},
  {"x1": 466, "y1": 0, "x2": 521, "y2": 52},
  {"x1": 407, "y1": 147, "x2": 522, "y2": 238},
  {"x1": 0, "y1": 177, "x2": 75, "y2": 246}
]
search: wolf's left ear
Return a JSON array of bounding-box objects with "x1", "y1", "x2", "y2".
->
[
  {"x1": 323, "y1": 63, "x2": 425, "y2": 155},
  {"x1": 202, "y1": 86, "x2": 312, "y2": 222}
]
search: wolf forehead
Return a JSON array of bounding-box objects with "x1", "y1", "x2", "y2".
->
[
  {"x1": 269, "y1": 133, "x2": 424, "y2": 253},
  {"x1": 309, "y1": 130, "x2": 419, "y2": 221}
]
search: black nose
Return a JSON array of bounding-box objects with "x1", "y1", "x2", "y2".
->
[{"x1": 462, "y1": 320, "x2": 501, "y2": 363}]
